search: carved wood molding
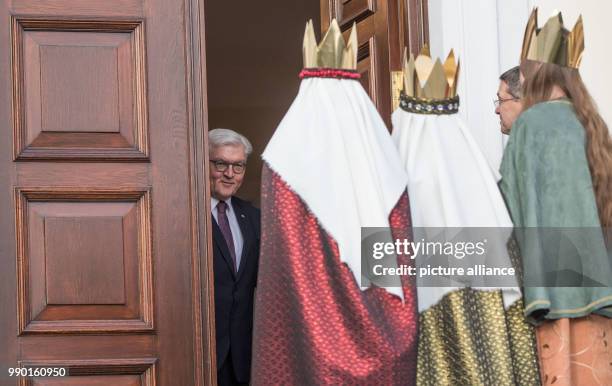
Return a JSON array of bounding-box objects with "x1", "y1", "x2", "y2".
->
[
  {"x1": 356, "y1": 38, "x2": 379, "y2": 106},
  {"x1": 18, "y1": 358, "x2": 157, "y2": 386},
  {"x1": 400, "y1": 0, "x2": 429, "y2": 56},
  {"x1": 11, "y1": 17, "x2": 149, "y2": 161},
  {"x1": 15, "y1": 187, "x2": 154, "y2": 335},
  {"x1": 330, "y1": 0, "x2": 377, "y2": 29}
]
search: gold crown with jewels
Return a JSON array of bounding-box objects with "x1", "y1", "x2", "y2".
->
[
  {"x1": 402, "y1": 45, "x2": 460, "y2": 100},
  {"x1": 521, "y1": 8, "x2": 584, "y2": 68}
]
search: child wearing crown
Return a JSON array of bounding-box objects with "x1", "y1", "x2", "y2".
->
[{"x1": 500, "y1": 9, "x2": 612, "y2": 386}]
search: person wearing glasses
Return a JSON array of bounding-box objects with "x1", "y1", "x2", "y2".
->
[
  {"x1": 495, "y1": 66, "x2": 522, "y2": 134},
  {"x1": 208, "y1": 128, "x2": 260, "y2": 386}
]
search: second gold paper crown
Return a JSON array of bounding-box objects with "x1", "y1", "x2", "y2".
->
[{"x1": 403, "y1": 45, "x2": 460, "y2": 100}]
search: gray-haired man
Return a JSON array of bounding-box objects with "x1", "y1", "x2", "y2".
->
[{"x1": 208, "y1": 128, "x2": 260, "y2": 386}]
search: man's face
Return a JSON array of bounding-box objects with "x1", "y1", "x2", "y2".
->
[
  {"x1": 209, "y1": 144, "x2": 247, "y2": 201},
  {"x1": 495, "y1": 81, "x2": 522, "y2": 135}
]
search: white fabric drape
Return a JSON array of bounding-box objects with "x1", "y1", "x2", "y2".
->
[
  {"x1": 263, "y1": 77, "x2": 408, "y2": 299},
  {"x1": 391, "y1": 109, "x2": 521, "y2": 311}
]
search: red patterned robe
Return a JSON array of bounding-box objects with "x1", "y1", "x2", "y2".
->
[{"x1": 251, "y1": 165, "x2": 418, "y2": 385}]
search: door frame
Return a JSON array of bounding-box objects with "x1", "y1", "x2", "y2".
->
[{"x1": 186, "y1": 0, "x2": 216, "y2": 384}]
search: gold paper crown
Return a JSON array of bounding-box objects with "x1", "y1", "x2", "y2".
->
[
  {"x1": 303, "y1": 19, "x2": 357, "y2": 70},
  {"x1": 521, "y1": 8, "x2": 584, "y2": 68},
  {"x1": 402, "y1": 45, "x2": 460, "y2": 100}
]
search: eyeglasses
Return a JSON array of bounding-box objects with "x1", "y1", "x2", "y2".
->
[
  {"x1": 493, "y1": 97, "x2": 519, "y2": 108},
  {"x1": 209, "y1": 159, "x2": 246, "y2": 174}
]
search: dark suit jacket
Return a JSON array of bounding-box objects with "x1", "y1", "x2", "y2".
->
[{"x1": 212, "y1": 196, "x2": 260, "y2": 383}]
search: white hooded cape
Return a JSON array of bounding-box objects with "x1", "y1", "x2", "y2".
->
[
  {"x1": 263, "y1": 77, "x2": 408, "y2": 299},
  {"x1": 391, "y1": 109, "x2": 521, "y2": 311}
]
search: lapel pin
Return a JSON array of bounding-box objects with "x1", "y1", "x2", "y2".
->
[{"x1": 241, "y1": 214, "x2": 246, "y2": 219}]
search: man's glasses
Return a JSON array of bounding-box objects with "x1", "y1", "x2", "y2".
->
[
  {"x1": 209, "y1": 159, "x2": 246, "y2": 174},
  {"x1": 493, "y1": 97, "x2": 519, "y2": 108}
]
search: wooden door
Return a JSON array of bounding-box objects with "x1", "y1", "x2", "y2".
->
[
  {"x1": 0, "y1": 0, "x2": 214, "y2": 385},
  {"x1": 321, "y1": 0, "x2": 429, "y2": 126}
]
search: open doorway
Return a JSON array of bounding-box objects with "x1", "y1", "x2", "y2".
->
[
  {"x1": 204, "y1": 0, "x2": 429, "y2": 204},
  {"x1": 202, "y1": 2, "x2": 428, "y2": 382},
  {"x1": 204, "y1": 1, "x2": 322, "y2": 205}
]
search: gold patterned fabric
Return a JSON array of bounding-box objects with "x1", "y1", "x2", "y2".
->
[{"x1": 417, "y1": 289, "x2": 541, "y2": 386}]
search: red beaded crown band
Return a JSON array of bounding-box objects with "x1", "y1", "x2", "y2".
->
[{"x1": 299, "y1": 68, "x2": 361, "y2": 80}]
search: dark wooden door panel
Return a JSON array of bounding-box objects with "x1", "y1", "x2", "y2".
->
[
  {"x1": 15, "y1": 188, "x2": 153, "y2": 334},
  {"x1": 1, "y1": 0, "x2": 213, "y2": 385},
  {"x1": 334, "y1": 0, "x2": 376, "y2": 27}
]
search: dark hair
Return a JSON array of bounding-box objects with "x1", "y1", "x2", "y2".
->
[{"x1": 499, "y1": 66, "x2": 522, "y2": 98}]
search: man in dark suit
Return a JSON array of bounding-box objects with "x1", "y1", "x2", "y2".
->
[{"x1": 208, "y1": 128, "x2": 260, "y2": 386}]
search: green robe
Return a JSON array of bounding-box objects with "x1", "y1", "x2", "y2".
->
[{"x1": 499, "y1": 99, "x2": 612, "y2": 324}]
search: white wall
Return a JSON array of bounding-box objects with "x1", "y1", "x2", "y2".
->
[
  {"x1": 528, "y1": 1, "x2": 612, "y2": 126},
  {"x1": 428, "y1": 0, "x2": 612, "y2": 169}
]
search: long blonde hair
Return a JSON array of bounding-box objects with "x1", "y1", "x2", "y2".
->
[{"x1": 521, "y1": 60, "x2": 612, "y2": 228}]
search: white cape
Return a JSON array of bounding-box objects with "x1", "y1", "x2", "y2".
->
[
  {"x1": 263, "y1": 78, "x2": 409, "y2": 299},
  {"x1": 391, "y1": 109, "x2": 521, "y2": 311}
]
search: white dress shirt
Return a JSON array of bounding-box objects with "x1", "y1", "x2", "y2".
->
[{"x1": 211, "y1": 197, "x2": 244, "y2": 270}]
